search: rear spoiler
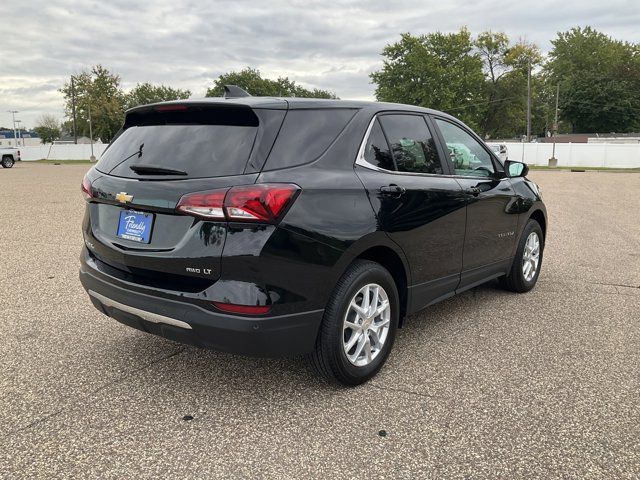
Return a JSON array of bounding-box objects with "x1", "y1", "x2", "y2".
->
[{"x1": 124, "y1": 103, "x2": 260, "y2": 128}]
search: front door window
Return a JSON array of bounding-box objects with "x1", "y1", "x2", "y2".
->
[{"x1": 434, "y1": 119, "x2": 495, "y2": 177}]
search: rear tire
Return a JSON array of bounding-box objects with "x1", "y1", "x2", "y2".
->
[
  {"x1": 308, "y1": 260, "x2": 399, "y2": 386},
  {"x1": 499, "y1": 219, "x2": 544, "y2": 293},
  {"x1": 1, "y1": 156, "x2": 14, "y2": 168}
]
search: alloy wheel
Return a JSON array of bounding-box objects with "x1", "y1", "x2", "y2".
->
[
  {"x1": 522, "y1": 231, "x2": 540, "y2": 282},
  {"x1": 342, "y1": 283, "x2": 391, "y2": 367}
]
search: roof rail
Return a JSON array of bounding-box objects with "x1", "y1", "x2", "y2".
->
[{"x1": 223, "y1": 85, "x2": 252, "y2": 98}]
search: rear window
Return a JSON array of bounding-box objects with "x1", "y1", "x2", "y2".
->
[
  {"x1": 263, "y1": 109, "x2": 356, "y2": 171},
  {"x1": 97, "y1": 106, "x2": 259, "y2": 179}
]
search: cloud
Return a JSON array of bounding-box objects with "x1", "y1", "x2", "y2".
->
[{"x1": 1, "y1": 0, "x2": 639, "y2": 128}]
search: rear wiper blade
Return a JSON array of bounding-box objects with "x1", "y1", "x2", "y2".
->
[
  {"x1": 129, "y1": 164, "x2": 188, "y2": 176},
  {"x1": 105, "y1": 143, "x2": 144, "y2": 174}
]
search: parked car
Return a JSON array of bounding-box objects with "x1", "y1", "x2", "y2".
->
[
  {"x1": 79, "y1": 90, "x2": 547, "y2": 385},
  {"x1": 487, "y1": 142, "x2": 508, "y2": 162},
  {"x1": 0, "y1": 147, "x2": 19, "y2": 168}
]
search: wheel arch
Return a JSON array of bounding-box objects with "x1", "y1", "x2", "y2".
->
[
  {"x1": 335, "y1": 234, "x2": 411, "y2": 327},
  {"x1": 356, "y1": 246, "x2": 409, "y2": 326},
  {"x1": 528, "y1": 209, "x2": 547, "y2": 240}
]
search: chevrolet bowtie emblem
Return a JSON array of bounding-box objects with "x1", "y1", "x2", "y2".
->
[{"x1": 115, "y1": 192, "x2": 133, "y2": 204}]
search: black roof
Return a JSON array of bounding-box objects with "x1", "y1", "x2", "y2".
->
[{"x1": 126, "y1": 96, "x2": 446, "y2": 117}]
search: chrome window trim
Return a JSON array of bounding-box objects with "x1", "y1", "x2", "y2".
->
[
  {"x1": 355, "y1": 113, "x2": 497, "y2": 180},
  {"x1": 355, "y1": 115, "x2": 382, "y2": 170},
  {"x1": 354, "y1": 114, "x2": 448, "y2": 178}
]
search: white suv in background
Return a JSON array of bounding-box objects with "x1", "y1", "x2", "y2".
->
[{"x1": 487, "y1": 143, "x2": 508, "y2": 162}]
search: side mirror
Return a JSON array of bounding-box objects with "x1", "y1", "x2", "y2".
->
[{"x1": 505, "y1": 160, "x2": 529, "y2": 178}]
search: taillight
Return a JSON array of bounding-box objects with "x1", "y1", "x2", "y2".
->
[
  {"x1": 224, "y1": 184, "x2": 299, "y2": 222},
  {"x1": 176, "y1": 190, "x2": 226, "y2": 219},
  {"x1": 176, "y1": 184, "x2": 300, "y2": 223},
  {"x1": 81, "y1": 175, "x2": 92, "y2": 200}
]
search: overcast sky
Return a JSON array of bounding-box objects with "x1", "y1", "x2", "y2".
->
[{"x1": 2, "y1": 0, "x2": 639, "y2": 128}]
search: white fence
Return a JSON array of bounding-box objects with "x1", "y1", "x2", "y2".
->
[
  {"x1": 20, "y1": 143, "x2": 108, "y2": 161},
  {"x1": 506, "y1": 142, "x2": 640, "y2": 169},
  {"x1": 18, "y1": 141, "x2": 640, "y2": 168}
]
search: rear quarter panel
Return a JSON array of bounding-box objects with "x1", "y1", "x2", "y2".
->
[{"x1": 256, "y1": 164, "x2": 384, "y2": 312}]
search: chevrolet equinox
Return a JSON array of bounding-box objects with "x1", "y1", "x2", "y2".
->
[{"x1": 80, "y1": 87, "x2": 547, "y2": 385}]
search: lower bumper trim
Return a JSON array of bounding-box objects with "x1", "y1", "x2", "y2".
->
[
  {"x1": 88, "y1": 289, "x2": 192, "y2": 330},
  {"x1": 80, "y1": 262, "x2": 325, "y2": 357}
]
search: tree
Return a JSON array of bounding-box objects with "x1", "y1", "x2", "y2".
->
[
  {"x1": 206, "y1": 67, "x2": 337, "y2": 99},
  {"x1": 370, "y1": 29, "x2": 551, "y2": 138},
  {"x1": 545, "y1": 26, "x2": 640, "y2": 133},
  {"x1": 371, "y1": 29, "x2": 485, "y2": 130},
  {"x1": 475, "y1": 32, "x2": 544, "y2": 138},
  {"x1": 125, "y1": 83, "x2": 191, "y2": 110},
  {"x1": 60, "y1": 65, "x2": 126, "y2": 143},
  {"x1": 33, "y1": 114, "x2": 61, "y2": 144}
]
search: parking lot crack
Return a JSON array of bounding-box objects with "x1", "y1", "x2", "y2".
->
[
  {"x1": 369, "y1": 383, "x2": 436, "y2": 399},
  {"x1": 592, "y1": 282, "x2": 640, "y2": 289},
  {"x1": 1, "y1": 347, "x2": 185, "y2": 439}
]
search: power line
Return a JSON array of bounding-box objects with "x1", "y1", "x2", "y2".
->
[
  {"x1": 444, "y1": 93, "x2": 640, "y2": 122},
  {"x1": 561, "y1": 97, "x2": 640, "y2": 113},
  {"x1": 444, "y1": 96, "x2": 521, "y2": 112}
]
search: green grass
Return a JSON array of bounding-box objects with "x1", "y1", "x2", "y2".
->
[
  {"x1": 529, "y1": 165, "x2": 640, "y2": 173},
  {"x1": 31, "y1": 159, "x2": 94, "y2": 165}
]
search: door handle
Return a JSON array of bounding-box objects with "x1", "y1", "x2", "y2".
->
[
  {"x1": 464, "y1": 187, "x2": 481, "y2": 196},
  {"x1": 380, "y1": 185, "x2": 406, "y2": 196}
]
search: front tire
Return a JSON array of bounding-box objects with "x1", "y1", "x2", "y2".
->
[
  {"x1": 308, "y1": 260, "x2": 399, "y2": 386},
  {"x1": 500, "y1": 219, "x2": 544, "y2": 293},
  {"x1": 1, "y1": 156, "x2": 14, "y2": 168}
]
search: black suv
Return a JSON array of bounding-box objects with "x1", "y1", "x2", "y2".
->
[{"x1": 80, "y1": 89, "x2": 546, "y2": 385}]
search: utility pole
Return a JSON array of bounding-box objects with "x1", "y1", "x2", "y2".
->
[
  {"x1": 71, "y1": 76, "x2": 78, "y2": 144},
  {"x1": 551, "y1": 84, "x2": 560, "y2": 166},
  {"x1": 7, "y1": 110, "x2": 18, "y2": 147},
  {"x1": 526, "y1": 59, "x2": 532, "y2": 142},
  {"x1": 15, "y1": 120, "x2": 22, "y2": 147},
  {"x1": 553, "y1": 84, "x2": 560, "y2": 135},
  {"x1": 88, "y1": 103, "x2": 95, "y2": 162}
]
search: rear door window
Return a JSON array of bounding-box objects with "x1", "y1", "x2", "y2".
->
[
  {"x1": 97, "y1": 106, "x2": 259, "y2": 179},
  {"x1": 363, "y1": 119, "x2": 395, "y2": 171},
  {"x1": 378, "y1": 115, "x2": 444, "y2": 174}
]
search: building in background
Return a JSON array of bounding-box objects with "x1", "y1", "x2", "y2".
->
[
  {"x1": 0, "y1": 130, "x2": 41, "y2": 147},
  {"x1": 56, "y1": 134, "x2": 96, "y2": 144}
]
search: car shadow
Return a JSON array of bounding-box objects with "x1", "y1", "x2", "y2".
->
[{"x1": 94, "y1": 279, "x2": 521, "y2": 394}]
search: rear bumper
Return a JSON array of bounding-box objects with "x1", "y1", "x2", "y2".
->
[{"x1": 79, "y1": 258, "x2": 324, "y2": 357}]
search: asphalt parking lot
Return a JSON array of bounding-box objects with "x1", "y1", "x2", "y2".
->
[{"x1": 0, "y1": 163, "x2": 638, "y2": 479}]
